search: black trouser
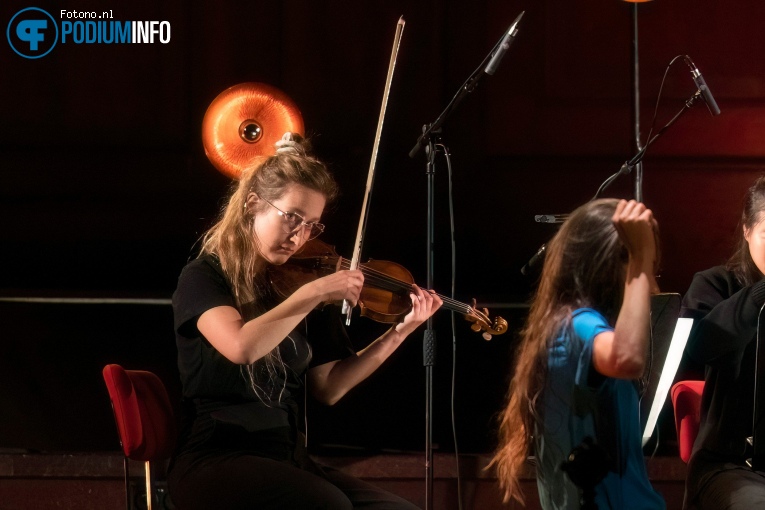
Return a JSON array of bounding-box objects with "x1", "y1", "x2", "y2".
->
[
  {"x1": 685, "y1": 454, "x2": 765, "y2": 510},
  {"x1": 168, "y1": 449, "x2": 420, "y2": 510}
]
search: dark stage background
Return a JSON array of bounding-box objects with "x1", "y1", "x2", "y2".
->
[{"x1": 2, "y1": 0, "x2": 764, "y2": 457}]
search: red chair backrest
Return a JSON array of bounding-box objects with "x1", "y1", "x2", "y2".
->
[
  {"x1": 670, "y1": 380, "x2": 705, "y2": 463},
  {"x1": 102, "y1": 364, "x2": 177, "y2": 461}
]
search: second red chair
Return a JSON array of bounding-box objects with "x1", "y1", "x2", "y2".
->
[
  {"x1": 670, "y1": 379, "x2": 705, "y2": 463},
  {"x1": 103, "y1": 363, "x2": 178, "y2": 510}
]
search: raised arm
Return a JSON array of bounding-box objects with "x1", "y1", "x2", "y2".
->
[{"x1": 593, "y1": 200, "x2": 658, "y2": 379}]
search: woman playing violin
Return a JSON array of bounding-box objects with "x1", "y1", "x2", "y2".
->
[{"x1": 167, "y1": 132, "x2": 441, "y2": 509}]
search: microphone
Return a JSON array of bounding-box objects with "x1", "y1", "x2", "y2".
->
[
  {"x1": 521, "y1": 243, "x2": 546, "y2": 276},
  {"x1": 484, "y1": 11, "x2": 524, "y2": 76},
  {"x1": 684, "y1": 56, "x2": 721, "y2": 116}
]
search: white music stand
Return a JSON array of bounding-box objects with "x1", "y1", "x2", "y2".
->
[{"x1": 640, "y1": 293, "x2": 694, "y2": 446}]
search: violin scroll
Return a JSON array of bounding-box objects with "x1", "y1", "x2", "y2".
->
[{"x1": 467, "y1": 300, "x2": 508, "y2": 341}]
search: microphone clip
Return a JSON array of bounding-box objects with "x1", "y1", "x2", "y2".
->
[
  {"x1": 684, "y1": 89, "x2": 704, "y2": 109},
  {"x1": 618, "y1": 161, "x2": 635, "y2": 176}
]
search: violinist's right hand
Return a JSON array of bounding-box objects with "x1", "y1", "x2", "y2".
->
[
  {"x1": 197, "y1": 270, "x2": 363, "y2": 367},
  {"x1": 309, "y1": 269, "x2": 364, "y2": 306}
]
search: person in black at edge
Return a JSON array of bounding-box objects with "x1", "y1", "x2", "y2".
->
[
  {"x1": 167, "y1": 132, "x2": 442, "y2": 509},
  {"x1": 681, "y1": 175, "x2": 765, "y2": 509}
]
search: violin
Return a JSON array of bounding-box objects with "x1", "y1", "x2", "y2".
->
[{"x1": 267, "y1": 238, "x2": 508, "y2": 340}]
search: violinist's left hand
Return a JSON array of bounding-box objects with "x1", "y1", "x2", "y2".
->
[
  {"x1": 394, "y1": 285, "x2": 443, "y2": 336},
  {"x1": 308, "y1": 284, "x2": 443, "y2": 406}
]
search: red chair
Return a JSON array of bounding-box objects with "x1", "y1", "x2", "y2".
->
[
  {"x1": 103, "y1": 364, "x2": 177, "y2": 510},
  {"x1": 670, "y1": 380, "x2": 705, "y2": 463}
]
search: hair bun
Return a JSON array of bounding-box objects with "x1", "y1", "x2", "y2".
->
[{"x1": 275, "y1": 132, "x2": 305, "y2": 156}]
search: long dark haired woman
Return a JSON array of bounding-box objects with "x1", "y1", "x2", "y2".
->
[{"x1": 491, "y1": 199, "x2": 664, "y2": 510}]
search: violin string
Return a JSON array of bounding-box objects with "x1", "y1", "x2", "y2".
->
[
  {"x1": 338, "y1": 259, "x2": 467, "y2": 310},
  {"x1": 362, "y1": 271, "x2": 479, "y2": 316},
  {"x1": 285, "y1": 248, "x2": 495, "y2": 329},
  {"x1": 337, "y1": 259, "x2": 481, "y2": 316}
]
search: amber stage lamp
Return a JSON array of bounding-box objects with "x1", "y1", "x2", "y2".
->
[{"x1": 201, "y1": 82, "x2": 304, "y2": 180}]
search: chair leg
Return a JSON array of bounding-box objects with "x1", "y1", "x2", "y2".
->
[
  {"x1": 124, "y1": 456, "x2": 131, "y2": 510},
  {"x1": 145, "y1": 460, "x2": 153, "y2": 510}
]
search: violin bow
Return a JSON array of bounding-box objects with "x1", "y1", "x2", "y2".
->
[{"x1": 343, "y1": 17, "x2": 406, "y2": 325}]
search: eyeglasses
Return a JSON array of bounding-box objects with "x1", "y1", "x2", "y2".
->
[{"x1": 261, "y1": 197, "x2": 325, "y2": 240}]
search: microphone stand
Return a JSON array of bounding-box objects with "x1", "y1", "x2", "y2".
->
[
  {"x1": 409, "y1": 12, "x2": 523, "y2": 160},
  {"x1": 411, "y1": 66, "x2": 486, "y2": 510},
  {"x1": 523, "y1": 89, "x2": 708, "y2": 275},
  {"x1": 409, "y1": 13, "x2": 523, "y2": 510},
  {"x1": 408, "y1": 71, "x2": 484, "y2": 160},
  {"x1": 629, "y1": 2, "x2": 645, "y2": 203},
  {"x1": 593, "y1": 89, "x2": 706, "y2": 200}
]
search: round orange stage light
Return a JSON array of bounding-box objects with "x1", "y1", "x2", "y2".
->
[{"x1": 202, "y1": 82, "x2": 304, "y2": 180}]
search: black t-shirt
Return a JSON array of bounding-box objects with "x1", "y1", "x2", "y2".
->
[
  {"x1": 681, "y1": 265, "x2": 765, "y2": 502},
  {"x1": 682, "y1": 265, "x2": 765, "y2": 462},
  {"x1": 171, "y1": 254, "x2": 354, "y2": 457}
]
